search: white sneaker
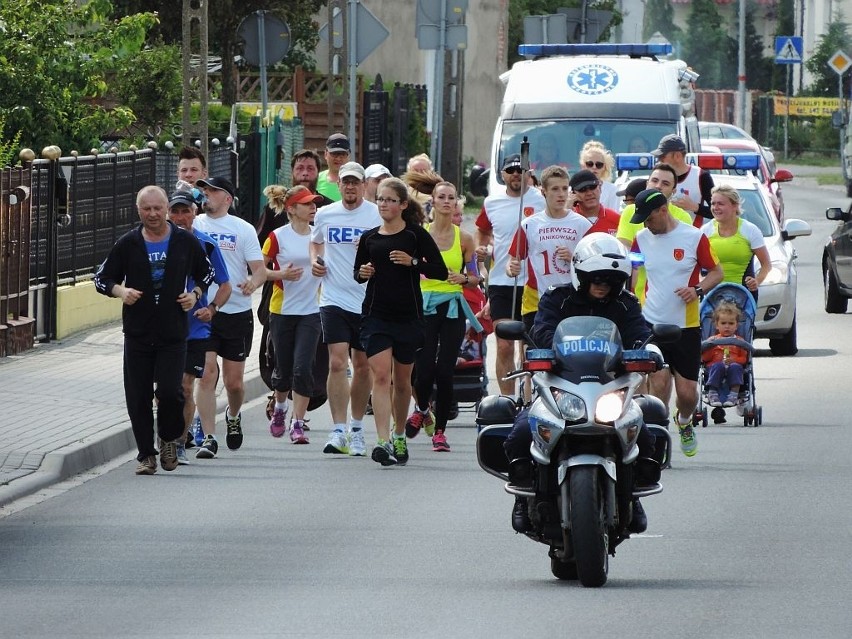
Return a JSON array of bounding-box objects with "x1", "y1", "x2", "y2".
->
[
  {"x1": 348, "y1": 429, "x2": 366, "y2": 456},
  {"x1": 323, "y1": 429, "x2": 349, "y2": 454}
]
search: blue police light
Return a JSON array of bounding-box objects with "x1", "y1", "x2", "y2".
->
[
  {"x1": 615, "y1": 153, "x2": 656, "y2": 172},
  {"x1": 518, "y1": 43, "x2": 673, "y2": 57}
]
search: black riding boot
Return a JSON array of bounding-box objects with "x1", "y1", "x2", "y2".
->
[
  {"x1": 508, "y1": 458, "x2": 533, "y2": 533},
  {"x1": 627, "y1": 498, "x2": 648, "y2": 534}
]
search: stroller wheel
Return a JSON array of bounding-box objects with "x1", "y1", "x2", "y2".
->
[
  {"x1": 756, "y1": 406, "x2": 763, "y2": 426},
  {"x1": 701, "y1": 407, "x2": 709, "y2": 428}
]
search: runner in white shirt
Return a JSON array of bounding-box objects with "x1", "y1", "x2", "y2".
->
[
  {"x1": 193, "y1": 177, "x2": 265, "y2": 452},
  {"x1": 474, "y1": 153, "x2": 545, "y2": 395},
  {"x1": 310, "y1": 162, "x2": 382, "y2": 457},
  {"x1": 507, "y1": 165, "x2": 591, "y2": 330}
]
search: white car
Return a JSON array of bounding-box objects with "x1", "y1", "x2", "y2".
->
[{"x1": 710, "y1": 173, "x2": 811, "y2": 355}]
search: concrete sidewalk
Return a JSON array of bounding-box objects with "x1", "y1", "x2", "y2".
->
[{"x1": 0, "y1": 315, "x2": 270, "y2": 508}]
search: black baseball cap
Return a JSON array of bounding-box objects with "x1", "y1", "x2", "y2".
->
[
  {"x1": 326, "y1": 133, "x2": 350, "y2": 153},
  {"x1": 616, "y1": 177, "x2": 648, "y2": 199},
  {"x1": 502, "y1": 154, "x2": 523, "y2": 171},
  {"x1": 168, "y1": 190, "x2": 195, "y2": 208},
  {"x1": 651, "y1": 134, "x2": 687, "y2": 157},
  {"x1": 196, "y1": 177, "x2": 235, "y2": 198},
  {"x1": 630, "y1": 188, "x2": 668, "y2": 224},
  {"x1": 568, "y1": 169, "x2": 599, "y2": 191}
]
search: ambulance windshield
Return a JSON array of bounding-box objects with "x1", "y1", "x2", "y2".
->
[{"x1": 498, "y1": 120, "x2": 676, "y2": 184}]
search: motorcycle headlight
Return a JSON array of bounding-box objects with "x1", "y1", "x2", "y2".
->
[
  {"x1": 550, "y1": 387, "x2": 586, "y2": 421},
  {"x1": 760, "y1": 260, "x2": 789, "y2": 286},
  {"x1": 594, "y1": 391, "x2": 626, "y2": 424}
]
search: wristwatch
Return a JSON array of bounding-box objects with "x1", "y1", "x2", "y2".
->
[
  {"x1": 693, "y1": 285, "x2": 704, "y2": 297},
  {"x1": 411, "y1": 257, "x2": 419, "y2": 267},
  {"x1": 208, "y1": 302, "x2": 218, "y2": 314},
  {"x1": 464, "y1": 273, "x2": 470, "y2": 285}
]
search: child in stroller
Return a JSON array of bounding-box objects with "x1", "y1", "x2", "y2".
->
[{"x1": 697, "y1": 283, "x2": 762, "y2": 427}]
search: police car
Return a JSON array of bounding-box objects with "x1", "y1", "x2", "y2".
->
[{"x1": 616, "y1": 153, "x2": 811, "y2": 356}]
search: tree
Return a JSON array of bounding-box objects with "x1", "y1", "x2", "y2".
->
[
  {"x1": 804, "y1": 14, "x2": 851, "y2": 97},
  {"x1": 682, "y1": 0, "x2": 735, "y2": 89},
  {"x1": 0, "y1": 0, "x2": 157, "y2": 154},
  {"x1": 507, "y1": 1, "x2": 623, "y2": 67},
  {"x1": 742, "y1": 2, "x2": 774, "y2": 93},
  {"x1": 111, "y1": 0, "x2": 326, "y2": 105},
  {"x1": 642, "y1": 0, "x2": 683, "y2": 45}
]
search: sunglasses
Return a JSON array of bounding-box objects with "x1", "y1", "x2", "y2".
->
[
  {"x1": 574, "y1": 184, "x2": 598, "y2": 193},
  {"x1": 585, "y1": 161, "x2": 605, "y2": 169},
  {"x1": 504, "y1": 167, "x2": 524, "y2": 175}
]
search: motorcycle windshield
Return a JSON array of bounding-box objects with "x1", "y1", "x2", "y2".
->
[{"x1": 551, "y1": 316, "x2": 623, "y2": 377}]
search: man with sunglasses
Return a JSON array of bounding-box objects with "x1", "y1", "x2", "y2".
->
[
  {"x1": 475, "y1": 154, "x2": 545, "y2": 395},
  {"x1": 569, "y1": 169, "x2": 620, "y2": 235},
  {"x1": 651, "y1": 134, "x2": 714, "y2": 226}
]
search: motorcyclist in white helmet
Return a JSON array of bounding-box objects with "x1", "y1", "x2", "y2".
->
[{"x1": 504, "y1": 233, "x2": 658, "y2": 535}]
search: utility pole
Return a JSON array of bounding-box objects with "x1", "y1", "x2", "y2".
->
[{"x1": 181, "y1": 0, "x2": 209, "y2": 159}]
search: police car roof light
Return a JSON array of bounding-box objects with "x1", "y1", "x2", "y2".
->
[
  {"x1": 614, "y1": 153, "x2": 656, "y2": 172},
  {"x1": 685, "y1": 153, "x2": 761, "y2": 171},
  {"x1": 518, "y1": 43, "x2": 673, "y2": 58}
]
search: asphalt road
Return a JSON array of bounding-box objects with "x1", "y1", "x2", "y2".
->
[{"x1": 0, "y1": 174, "x2": 849, "y2": 638}]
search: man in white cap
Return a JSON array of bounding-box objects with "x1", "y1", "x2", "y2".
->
[
  {"x1": 316, "y1": 133, "x2": 351, "y2": 202},
  {"x1": 310, "y1": 162, "x2": 381, "y2": 457},
  {"x1": 193, "y1": 176, "x2": 266, "y2": 452},
  {"x1": 364, "y1": 163, "x2": 392, "y2": 203}
]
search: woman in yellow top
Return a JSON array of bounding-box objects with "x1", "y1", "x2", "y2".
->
[
  {"x1": 701, "y1": 184, "x2": 771, "y2": 300},
  {"x1": 403, "y1": 177, "x2": 482, "y2": 452}
]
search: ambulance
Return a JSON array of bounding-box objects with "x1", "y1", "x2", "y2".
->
[{"x1": 485, "y1": 43, "x2": 701, "y2": 195}]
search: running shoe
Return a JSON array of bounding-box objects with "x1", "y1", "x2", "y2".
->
[
  {"x1": 269, "y1": 408, "x2": 287, "y2": 438},
  {"x1": 192, "y1": 414, "x2": 203, "y2": 447},
  {"x1": 371, "y1": 440, "x2": 397, "y2": 466},
  {"x1": 135, "y1": 455, "x2": 157, "y2": 475},
  {"x1": 184, "y1": 430, "x2": 196, "y2": 450},
  {"x1": 176, "y1": 443, "x2": 190, "y2": 465},
  {"x1": 323, "y1": 429, "x2": 349, "y2": 454},
  {"x1": 392, "y1": 435, "x2": 409, "y2": 466},
  {"x1": 405, "y1": 409, "x2": 436, "y2": 439},
  {"x1": 290, "y1": 420, "x2": 309, "y2": 444},
  {"x1": 225, "y1": 407, "x2": 243, "y2": 450},
  {"x1": 432, "y1": 431, "x2": 451, "y2": 452},
  {"x1": 677, "y1": 416, "x2": 698, "y2": 457},
  {"x1": 160, "y1": 439, "x2": 179, "y2": 471},
  {"x1": 348, "y1": 428, "x2": 366, "y2": 456},
  {"x1": 196, "y1": 434, "x2": 218, "y2": 459}
]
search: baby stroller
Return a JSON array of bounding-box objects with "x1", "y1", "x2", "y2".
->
[
  {"x1": 446, "y1": 284, "x2": 492, "y2": 419},
  {"x1": 696, "y1": 282, "x2": 762, "y2": 427}
]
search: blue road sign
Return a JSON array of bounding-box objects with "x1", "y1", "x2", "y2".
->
[{"x1": 775, "y1": 36, "x2": 803, "y2": 65}]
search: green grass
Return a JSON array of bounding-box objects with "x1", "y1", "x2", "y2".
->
[
  {"x1": 781, "y1": 153, "x2": 841, "y2": 167},
  {"x1": 817, "y1": 173, "x2": 846, "y2": 186}
]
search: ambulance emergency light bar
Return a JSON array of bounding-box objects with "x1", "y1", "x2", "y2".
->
[
  {"x1": 518, "y1": 43, "x2": 673, "y2": 57},
  {"x1": 615, "y1": 153, "x2": 761, "y2": 173}
]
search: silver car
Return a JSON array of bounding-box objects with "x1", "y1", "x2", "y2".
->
[{"x1": 710, "y1": 174, "x2": 811, "y2": 356}]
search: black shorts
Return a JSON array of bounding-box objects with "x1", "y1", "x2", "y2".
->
[
  {"x1": 208, "y1": 310, "x2": 254, "y2": 362},
  {"x1": 360, "y1": 315, "x2": 424, "y2": 364},
  {"x1": 184, "y1": 338, "x2": 209, "y2": 377},
  {"x1": 657, "y1": 326, "x2": 701, "y2": 381},
  {"x1": 320, "y1": 305, "x2": 364, "y2": 351},
  {"x1": 488, "y1": 285, "x2": 524, "y2": 323}
]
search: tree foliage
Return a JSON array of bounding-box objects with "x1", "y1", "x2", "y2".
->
[
  {"x1": 642, "y1": 0, "x2": 683, "y2": 44},
  {"x1": 682, "y1": 0, "x2": 734, "y2": 89},
  {"x1": 507, "y1": 0, "x2": 623, "y2": 67},
  {"x1": 742, "y1": 3, "x2": 774, "y2": 93},
  {"x1": 112, "y1": 43, "x2": 182, "y2": 129},
  {"x1": 804, "y1": 14, "x2": 851, "y2": 97},
  {"x1": 110, "y1": 0, "x2": 326, "y2": 105},
  {"x1": 0, "y1": 0, "x2": 158, "y2": 154}
]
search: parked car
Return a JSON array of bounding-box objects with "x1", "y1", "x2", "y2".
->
[
  {"x1": 711, "y1": 173, "x2": 811, "y2": 355},
  {"x1": 701, "y1": 137, "x2": 792, "y2": 222},
  {"x1": 698, "y1": 121, "x2": 754, "y2": 141},
  {"x1": 823, "y1": 205, "x2": 852, "y2": 313}
]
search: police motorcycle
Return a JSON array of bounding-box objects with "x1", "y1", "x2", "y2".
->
[{"x1": 476, "y1": 237, "x2": 680, "y2": 586}]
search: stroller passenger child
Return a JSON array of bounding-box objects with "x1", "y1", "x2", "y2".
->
[{"x1": 701, "y1": 301, "x2": 749, "y2": 407}]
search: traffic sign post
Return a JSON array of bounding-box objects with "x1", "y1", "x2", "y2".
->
[
  {"x1": 775, "y1": 36, "x2": 803, "y2": 160},
  {"x1": 238, "y1": 11, "x2": 291, "y2": 122},
  {"x1": 828, "y1": 50, "x2": 852, "y2": 184}
]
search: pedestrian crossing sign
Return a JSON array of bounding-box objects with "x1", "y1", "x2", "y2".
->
[{"x1": 775, "y1": 36, "x2": 803, "y2": 65}]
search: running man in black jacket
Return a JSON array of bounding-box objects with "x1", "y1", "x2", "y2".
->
[{"x1": 95, "y1": 185, "x2": 214, "y2": 475}]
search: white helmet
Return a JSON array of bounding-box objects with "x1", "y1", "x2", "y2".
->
[{"x1": 571, "y1": 232, "x2": 632, "y2": 296}]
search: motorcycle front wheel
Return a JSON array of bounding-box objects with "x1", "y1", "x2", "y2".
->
[{"x1": 569, "y1": 466, "x2": 609, "y2": 587}]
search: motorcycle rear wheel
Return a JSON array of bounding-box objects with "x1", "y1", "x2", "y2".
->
[{"x1": 569, "y1": 466, "x2": 609, "y2": 587}]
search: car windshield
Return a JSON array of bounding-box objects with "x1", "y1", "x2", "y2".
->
[
  {"x1": 735, "y1": 189, "x2": 774, "y2": 237},
  {"x1": 699, "y1": 123, "x2": 752, "y2": 140},
  {"x1": 499, "y1": 120, "x2": 676, "y2": 183}
]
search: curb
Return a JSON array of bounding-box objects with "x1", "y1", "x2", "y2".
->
[{"x1": 0, "y1": 369, "x2": 269, "y2": 508}]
